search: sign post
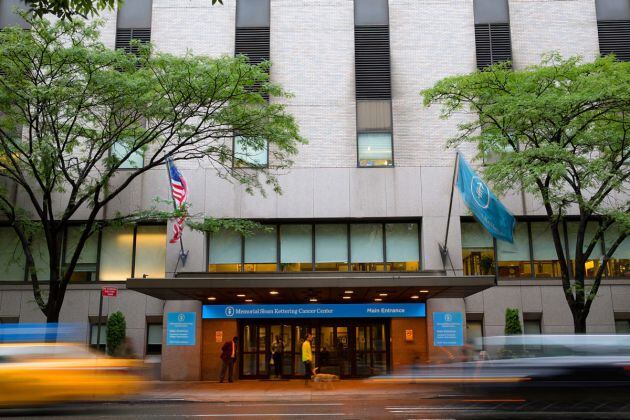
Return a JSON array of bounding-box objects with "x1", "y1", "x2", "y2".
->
[{"x1": 97, "y1": 287, "x2": 118, "y2": 350}]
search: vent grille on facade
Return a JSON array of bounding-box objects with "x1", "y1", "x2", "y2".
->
[
  {"x1": 597, "y1": 20, "x2": 630, "y2": 61},
  {"x1": 115, "y1": 28, "x2": 151, "y2": 54},
  {"x1": 475, "y1": 23, "x2": 512, "y2": 69},
  {"x1": 235, "y1": 27, "x2": 270, "y2": 65},
  {"x1": 355, "y1": 25, "x2": 391, "y2": 100}
]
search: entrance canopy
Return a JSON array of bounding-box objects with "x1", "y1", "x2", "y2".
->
[{"x1": 127, "y1": 272, "x2": 494, "y2": 302}]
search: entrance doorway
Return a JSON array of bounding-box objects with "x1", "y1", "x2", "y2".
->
[{"x1": 238, "y1": 319, "x2": 390, "y2": 379}]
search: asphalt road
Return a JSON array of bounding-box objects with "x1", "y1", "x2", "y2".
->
[{"x1": 3, "y1": 396, "x2": 630, "y2": 419}]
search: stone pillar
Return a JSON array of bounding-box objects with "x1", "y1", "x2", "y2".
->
[
  {"x1": 161, "y1": 300, "x2": 202, "y2": 381},
  {"x1": 426, "y1": 298, "x2": 466, "y2": 363}
]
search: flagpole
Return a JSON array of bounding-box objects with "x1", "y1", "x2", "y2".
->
[
  {"x1": 439, "y1": 151, "x2": 460, "y2": 274},
  {"x1": 166, "y1": 158, "x2": 188, "y2": 268}
]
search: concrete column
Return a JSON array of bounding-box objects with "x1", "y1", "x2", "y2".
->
[
  {"x1": 426, "y1": 298, "x2": 466, "y2": 363},
  {"x1": 161, "y1": 300, "x2": 202, "y2": 381}
]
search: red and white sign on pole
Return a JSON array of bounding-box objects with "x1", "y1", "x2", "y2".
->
[{"x1": 101, "y1": 287, "x2": 118, "y2": 297}]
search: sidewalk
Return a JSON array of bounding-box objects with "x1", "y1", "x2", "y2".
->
[{"x1": 136, "y1": 379, "x2": 450, "y2": 403}]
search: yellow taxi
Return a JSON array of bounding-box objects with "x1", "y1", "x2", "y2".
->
[{"x1": 0, "y1": 342, "x2": 145, "y2": 407}]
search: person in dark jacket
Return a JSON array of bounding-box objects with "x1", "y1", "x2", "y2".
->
[{"x1": 220, "y1": 336, "x2": 239, "y2": 383}]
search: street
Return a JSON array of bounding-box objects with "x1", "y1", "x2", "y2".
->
[{"x1": 3, "y1": 395, "x2": 630, "y2": 419}]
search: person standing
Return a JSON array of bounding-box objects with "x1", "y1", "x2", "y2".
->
[
  {"x1": 220, "y1": 336, "x2": 239, "y2": 383},
  {"x1": 271, "y1": 335, "x2": 284, "y2": 378},
  {"x1": 302, "y1": 333, "x2": 314, "y2": 384}
]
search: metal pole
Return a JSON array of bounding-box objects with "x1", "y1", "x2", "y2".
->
[
  {"x1": 443, "y1": 151, "x2": 460, "y2": 249},
  {"x1": 96, "y1": 292, "x2": 103, "y2": 351},
  {"x1": 166, "y1": 158, "x2": 188, "y2": 267}
]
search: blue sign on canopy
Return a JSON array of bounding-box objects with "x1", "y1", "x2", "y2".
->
[
  {"x1": 433, "y1": 311, "x2": 464, "y2": 347},
  {"x1": 202, "y1": 303, "x2": 426, "y2": 319},
  {"x1": 166, "y1": 312, "x2": 196, "y2": 346}
]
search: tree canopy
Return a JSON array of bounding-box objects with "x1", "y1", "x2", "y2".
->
[
  {"x1": 0, "y1": 16, "x2": 303, "y2": 322},
  {"x1": 423, "y1": 55, "x2": 629, "y2": 333}
]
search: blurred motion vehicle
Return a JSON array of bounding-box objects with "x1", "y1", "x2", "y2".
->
[
  {"x1": 371, "y1": 335, "x2": 630, "y2": 388},
  {"x1": 0, "y1": 342, "x2": 145, "y2": 408}
]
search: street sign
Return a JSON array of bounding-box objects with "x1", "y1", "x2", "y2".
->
[{"x1": 101, "y1": 287, "x2": 118, "y2": 297}]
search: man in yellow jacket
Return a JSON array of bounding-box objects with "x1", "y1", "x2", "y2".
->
[{"x1": 301, "y1": 333, "x2": 314, "y2": 383}]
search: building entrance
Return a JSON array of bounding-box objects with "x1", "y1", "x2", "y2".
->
[{"x1": 238, "y1": 319, "x2": 390, "y2": 379}]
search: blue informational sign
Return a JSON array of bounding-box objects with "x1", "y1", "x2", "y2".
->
[
  {"x1": 202, "y1": 303, "x2": 426, "y2": 319},
  {"x1": 433, "y1": 311, "x2": 464, "y2": 346},
  {"x1": 166, "y1": 312, "x2": 196, "y2": 346}
]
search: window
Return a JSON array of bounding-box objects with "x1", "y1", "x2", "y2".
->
[
  {"x1": 134, "y1": 225, "x2": 166, "y2": 278},
  {"x1": 0, "y1": 0, "x2": 29, "y2": 29},
  {"x1": 64, "y1": 226, "x2": 99, "y2": 282},
  {"x1": 461, "y1": 221, "x2": 495, "y2": 275},
  {"x1": 280, "y1": 225, "x2": 312, "y2": 272},
  {"x1": 111, "y1": 141, "x2": 144, "y2": 169},
  {"x1": 244, "y1": 226, "x2": 277, "y2": 272},
  {"x1": 473, "y1": 0, "x2": 512, "y2": 68},
  {"x1": 605, "y1": 224, "x2": 629, "y2": 277},
  {"x1": 315, "y1": 224, "x2": 349, "y2": 272},
  {"x1": 146, "y1": 323, "x2": 162, "y2": 355},
  {"x1": 90, "y1": 323, "x2": 107, "y2": 351},
  {"x1": 596, "y1": 0, "x2": 630, "y2": 61},
  {"x1": 0, "y1": 227, "x2": 25, "y2": 281},
  {"x1": 497, "y1": 222, "x2": 531, "y2": 278},
  {"x1": 29, "y1": 234, "x2": 50, "y2": 281},
  {"x1": 115, "y1": 0, "x2": 152, "y2": 54},
  {"x1": 99, "y1": 226, "x2": 134, "y2": 281},
  {"x1": 208, "y1": 229, "x2": 243, "y2": 272},
  {"x1": 531, "y1": 222, "x2": 563, "y2": 278},
  {"x1": 615, "y1": 319, "x2": 630, "y2": 333},
  {"x1": 350, "y1": 223, "x2": 384, "y2": 271},
  {"x1": 385, "y1": 223, "x2": 419, "y2": 271},
  {"x1": 234, "y1": 135, "x2": 268, "y2": 167},
  {"x1": 523, "y1": 319, "x2": 542, "y2": 335},
  {"x1": 566, "y1": 221, "x2": 604, "y2": 278},
  {"x1": 354, "y1": 0, "x2": 393, "y2": 168},
  {"x1": 466, "y1": 319, "x2": 483, "y2": 350}
]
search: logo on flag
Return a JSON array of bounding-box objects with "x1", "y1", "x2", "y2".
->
[
  {"x1": 167, "y1": 159, "x2": 188, "y2": 244},
  {"x1": 456, "y1": 154, "x2": 515, "y2": 243}
]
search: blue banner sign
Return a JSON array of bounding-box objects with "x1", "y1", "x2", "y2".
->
[
  {"x1": 202, "y1": 303, "x2": 426, "y2": 319},
  {"x1": 433, "y1": 311, "x2": 464, "y2": 346},
  {"x1": 166, "y1": 312, "x2": 196, "y2": 346}
]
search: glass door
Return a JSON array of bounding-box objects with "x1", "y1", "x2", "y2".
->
[{"x1": 355, "y1": 323, "x2": 388, "y2": 377}]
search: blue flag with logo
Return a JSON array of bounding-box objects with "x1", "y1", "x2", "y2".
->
[{"x1": 456, "y1": 154, "x2": 515, "y2": 243}]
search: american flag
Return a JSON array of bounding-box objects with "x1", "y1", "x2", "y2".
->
[{"x1": 167, "y1": 159, "x2": 188, "y2": 244}]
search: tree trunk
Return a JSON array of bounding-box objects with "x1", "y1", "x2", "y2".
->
[{"x1": 573, "y1": 312, "x2": 587, "y2": 334}]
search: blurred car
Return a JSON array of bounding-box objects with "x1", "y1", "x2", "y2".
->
[{"x1": 0, "y1": 342, "x2": 145, "y2": 408}]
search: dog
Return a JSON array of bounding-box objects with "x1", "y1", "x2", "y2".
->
[{"x1": 312, "y1": 373, "x2": 339, "y2": 390}]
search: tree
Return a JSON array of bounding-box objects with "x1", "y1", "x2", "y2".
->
[
  {"x1": 504, "y1": 308, "x2": 522, "y2": 335},
  {"x1": 106, "y1": 311, "x2": 125, "y2": 356},
  {"x1": 0, "y1": 17, "x2": 303, "y2": 322},
  {"x1": 24, "y1": 0, "x2": 223, "y2": 20},
  {"x1": 423, "y1": 55, "x2": 629, "y2": 333}
]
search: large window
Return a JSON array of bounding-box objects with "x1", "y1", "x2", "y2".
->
[
  {"x1": 566, "y1": 221, "x2": 604, "y2": 278},
  {"x1": 530, "y1": 222, "x2": 563, "y2": 278},
  {"x1": 134, "y1": 225, "x2": 166, "y2": 278},
  {"x1": 497, "y1": 223, "x2": 531, "y2": 278},
  {"x1": 208, "y1": 222, "x2": 420, "y2": 273},
  {"x1": 0, "y1": 227, "x2": 25, "y2": 281},
  {"x1": 64, "y1": 226, "x2": 99, "y2": 282},
  {"x1": 461, "y1": 221, "x2": 495, "y2": 276},
  {"x1": 606, "y1": 224, "x2": 629, "y2": 277},
  {"x1": 99, "y1": 226, "x2": 134, "y2": 281}
]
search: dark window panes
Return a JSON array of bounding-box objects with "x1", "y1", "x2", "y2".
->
[
  {"x1": 90, "y1": 324, "x2": 107, "y2": 351},
  {"x1": 146, "y1": 323, "x2": 162, "y2": 355},
  {"x1": 0, "y1": 227, "x2": 25, "y2": 281},
  {"x1": 117, "y1": 0, "x2": 153, "y2": 29},
  {"x1": 523, "y1": 320, "x2": 542, "y2": 335},
  {"x1": 474, "y1": 0, "x2": 509, "y2": 24},
  {"x1": 358, "y1": 133, "x2": 393, "y2": 167},
  {"x1": 596, "y1": 0, "x2": 630, "y2": 21},
  {"x1": 236, "y1": 0, "x2": 270, "y2": 28},
  {"x1": 354, "y1": 0, "x2": 389, "y2": 25},
  {"x1": 0, "y1": 0, "x2": 29, "y2": 29},
  {"x1": 615, "y1": 319, "x2": 630, "y2": 333}
]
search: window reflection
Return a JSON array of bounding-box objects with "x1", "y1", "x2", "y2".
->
[{"x1": 461, "y1": 222, "x2": 495, "y2": 276}]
